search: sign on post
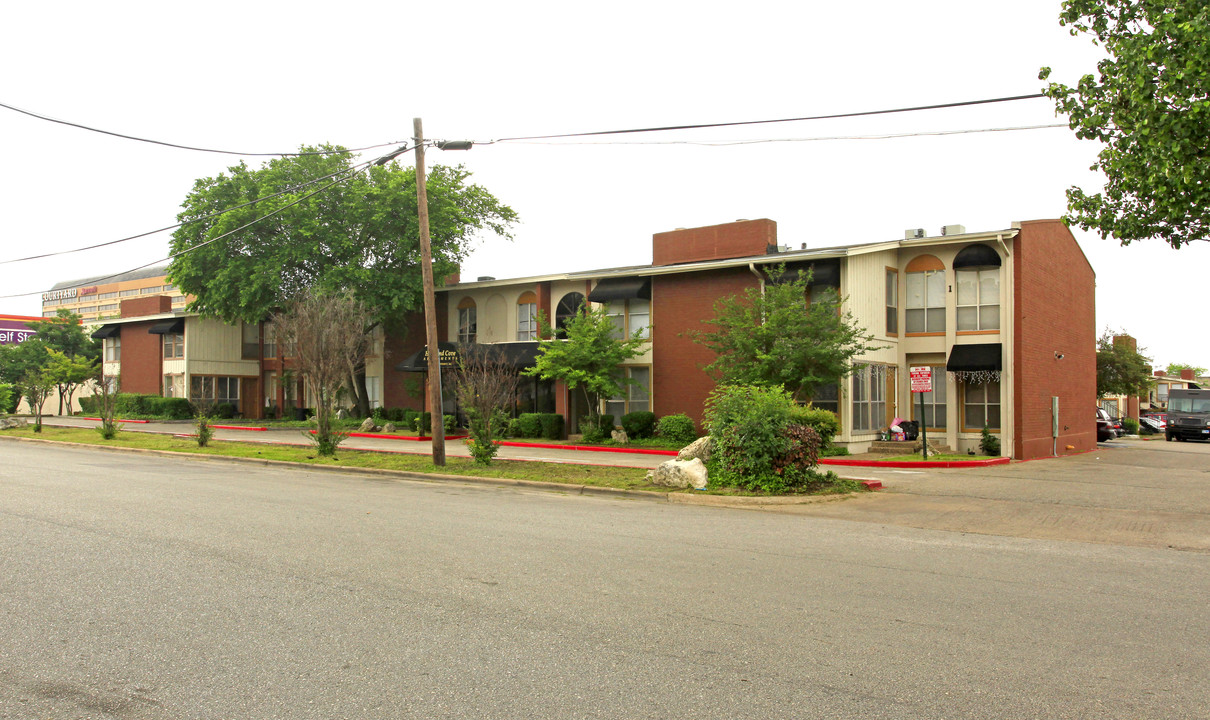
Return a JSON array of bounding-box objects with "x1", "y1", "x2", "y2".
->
[{"x1": 909, "y1": 366, "x2": 932, "y2": 459}]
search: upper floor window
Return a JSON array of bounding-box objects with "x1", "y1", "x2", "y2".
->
[
  {"x1": 555, "y1": 292, "x2": 586, "y2": 339},
  {"x1": 953, "y1": 244, "x2": 1001, "y2": 332},
  {"x1": 163, "y1": 332, "x2": 184, "y2": 359},
  {"x1": 104, "y1": 336, "x2": 121, "y2": 363},
  {"x1": 905, "y1": 254, "x2": 945, "y2": 334},
  {"x1": 517, "y1": 291, "x2": 537, "y2": 341},
  {"x1": 457, "y1": 297, "x2": 477, "y2": 344},
  {"x1": 885, "y1": 268, "x2": 898, "y2": 336}
]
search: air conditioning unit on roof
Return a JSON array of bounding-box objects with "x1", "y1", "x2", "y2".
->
[{"x1": 904, "y1": 228, "x2": 926, "y2": 240}]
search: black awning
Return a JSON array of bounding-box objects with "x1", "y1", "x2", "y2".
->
[
  {"x1": 148, "y1": 318, "x2": 185, "y2": 335},
  {"x1": 946, "y1": 343, "x2": 1003, "y2": 372},
  {"x1": 90, "y1": 324, "x2": 121, "y2": 340},
  {"x1": 587, "y1": 277, "x2": 651, "y2": 303},
  {"x1": 771, "y1": 259, "x2": 840, "y2": 287},
  {"x1": 394, "y1": 341, "x2": 544, "y2": 373},
  {"x1": 953, "y1": 243, "x2": 1002, "y2": 269}
]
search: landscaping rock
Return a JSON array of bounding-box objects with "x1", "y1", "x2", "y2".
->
[
  {"x1": 650, "y1": 458, "x2": 708, "y2": 490},
  {"x1": 0, "y1": 417, "x2": 28, "y2": 430},
  {"x1": 358, "y1": 418, "x2": 378, "y2": 433},
  {"x1": 611, "y1": 429, "x2": 629, "y2": 445},
  {"x1": 677, "y1": 436, "x2": 713, "y2": 463},
  {"x1": 383, "y1": 422, "x2": 397, "y2": 433}
]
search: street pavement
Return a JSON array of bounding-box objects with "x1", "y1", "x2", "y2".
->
[{"x1": 2, "y1": 440, "x2": 1208, "y2": 718}]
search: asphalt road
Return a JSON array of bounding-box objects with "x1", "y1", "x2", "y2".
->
[{"x1": 2, "y1": 441, "x2": 1208, "y2": 718}]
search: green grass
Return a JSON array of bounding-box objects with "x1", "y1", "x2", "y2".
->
[{"x1": 879, "y1": 453, "x2": 995, "y2": 462}]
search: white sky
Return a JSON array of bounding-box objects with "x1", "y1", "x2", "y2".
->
[{"x1": 2, "y1": 0, "x2": 1206, "y2": 368}]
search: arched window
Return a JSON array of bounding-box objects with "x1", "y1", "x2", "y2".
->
[
  {"x1": 953, "y1": 244, "x2": 1001, "y2": 331},
  {"x1": 905, "y1": 254, "x2": 945, "y2": 334},
  {"x1": 517, "y1": 291, "x2": 537, "y2": 340},
  {"x1": 555, "y1": 292, "x2": 585, "y2": 339},
  {"x1": 457, "y1": 297, "x2": 476, "y2": 344}
]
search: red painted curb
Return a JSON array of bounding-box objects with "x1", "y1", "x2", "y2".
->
[
  {"x1": 81, "y1": 417, "x2": 150, "y2": 424},
  {"x1": 860, "y1": 480, "x2": 883, "y2": 490},
  {"x1": 820, "y1": 456, "x2": 1011, "y2": 468},
  {"x1": 211, "y1": 425, "x2": 267, "y2": 431},
  {"x1": 496, "y1": 441, "x2": 679, "y2": 456},
  {"x1": 309, "y1": 430, "x2": 468, "y2": 441}
]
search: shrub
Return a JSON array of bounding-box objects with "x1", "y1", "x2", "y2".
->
[
  {"x1": 792, "y1": 406, "x2": 840, "y2": 447},
  {"x1": 372, "y1": 406, "x2": 389, "y2": 422},
  {"x1": 402, "y1": 409, "x2": 419, "y2": 430},
  {"x1": 388, "y1": 407, "x2": 406, "y2": 422},
  {"x1": 505, "y1": 417, "x2": 522, "y2": 438},
  {"x1": 212, "y1": 403, "x2": 236, "y2": 419},
  {"x1": 114, "y1": 393, "x2": 153, "y2": 417},
  {"x1": 464, "y1": 407, "x2": 507, "y2": 465},
  {"x1": 980, "y1": 425, "x2": 1001, "y2": 456},
  {"x1": 77, "y1": 394, "x2": 99, "y2": 416},
  {"x1": 443, "y1": 414, "x2": 457, "y2": 432},
  {"x1": 143, "y1": 396, "x2": 194, "y2": 420},
  {"x1": 1121, "y1": 417, "x2": 1139, "y2": 435},
  {"x1": 539, "y1": 413, "x2": 565, "y2": 440},
  {"x1": 705, "y1": 384, "x2": 831, "y2": 493},
  {"x1": 579, "y1": 413, "x2": 614, "y2": 443},
  {"x1": 621, "y1": 411, "x2": 657, "y2": 439},
  {"x1": 196, "y1": 414, "x2": 215, "y2": 447},
  {"x1": 656, "y1": 413, "x2": 698, "y2": 444},
  {"x1": 412, "y1": 411, "x2": 433, "y2": 435},
  {"x1": 517, "y1": 413, "x2": 544, "y2": 438},
  {"x1": 0, "y1": 384, "x2": 11, "y2": 415}
]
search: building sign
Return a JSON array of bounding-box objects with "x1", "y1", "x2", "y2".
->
[
  {"x1": 42, "y1": 288, "x2": 78, "y2": 301},
  {"x1": 78, "y1": 285, "x2": 99, "y2": 296},
  {"x1": 419, "y1": 346, "x2": 461, "y2": 367},
  {"x1": 0, "y1": 316, "x2": 37, "y2": 345},
  {"x1": 910, "y1": 366, "x2": 932, "y2": 393}
]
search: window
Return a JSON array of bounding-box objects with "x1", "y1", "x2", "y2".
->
[
  {"x1": 119, "y1": 289, "x2": 139, "y2": 297},
  {"x1": 954, "y1": 244, "x2": 1001, "y2": 332},
  {"x1": 163, "y1": 332, "x2": 184, "y2": 359},
  {"x1": 810, "y1": 382, "x2": 839, "y2": 417},
  {"x1": 365, "y1": 376, "x2": 382, "y2": 409},
  {"x1": 242, "y1": 322, "x2": 260, "y2": 360},
  {"x1": 98, "y1": 303, "x2": 118, "y2": 312},
  {"x1": 554, "y1": 292, "x2": 586, "y2": 339},
  {"x1": 914, "y1": 365, "x2": 946, "y2": 429},
  {"x1": 163, "y1": 285, "x2": 175, "y2": 292},
  {"x1": 851, "y1": 364, "x2": 886, "y2": 433},
  {"x1": 517, "y1": 292, "x2": 537, "y2": 341},
  {"x1": 164, "y1": 374, "x2": 184, "y2": 398},
  {"x1": 905, "y1": 255, "x2": 945, "y2": 334},
  {"x1": 605, "y1": 366, "x2": 651, "y2": 419},
  {"x1": 885, "y1": 269, "x2": 898, "y2": 335},
  {"x1": 604, "y1": 303, "x2": 626, "y2": 339},
  {"x1": 104, "y1": 336, "x2": 121, "y2": 363},
  {"x1": 962, "y1": 379, "x2": 1001, "y2": 431},
  {"x1": 140, "y1": 286, "x2": 158, "y2": 295},
  {"x1": 628, "y1": 300, "x2": 650, "y2": 340},
  {"x1": 457, "y1": 297, "x2": 477, "y2": 344},
  {"x1": 190, "y1": 376, "x2": 240, "y2": 406},
  {"x1": 262, "y1": 323, "x2": 277, "y2": 358}
]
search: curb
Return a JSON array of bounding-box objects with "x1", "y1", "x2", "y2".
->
[{"x1": 0, "y1": 434, "x2": 867, "y2": 508}]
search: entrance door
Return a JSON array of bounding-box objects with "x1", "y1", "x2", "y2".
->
[{"x1": 885, "y1": 369, "x2": 898, "y2": 426}]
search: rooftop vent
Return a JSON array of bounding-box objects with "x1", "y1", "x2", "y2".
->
[
  {"x1": 904, "y1": 228, "x2": 926, "y2": 240},
  {"x1": 476, "y1": 276, "x2": 495, "y2": 282},
  {"x1": 941, "y1": 224, "x2": 966, "y2": 236}
]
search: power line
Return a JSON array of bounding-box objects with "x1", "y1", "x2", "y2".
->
[
  {"x1": 502, "y1": 122, "x2": 1068, "y2": 146},
  {"x1": 0, "y1": 99, "x2": 404, "y2": 157},
  {"x1": 483, "y1": 93, "x2": 1047, "y2": 143},
  {"x1": 0, "y1": 157, "x2": 386, "y2": 266},
  {"x1": 0, "y1": 157, "x2": 384, "y2": 301}
]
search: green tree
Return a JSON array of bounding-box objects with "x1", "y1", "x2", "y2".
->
[
  {"x1": 1040, "y1": 0, "x2": 1210, "y2": 248},
  {"x1": 524, "y1": 302, "x2": 647, "y2": 438},
  {"x1": 691, "y1": 267, "x2": 879, "y2": 403},
  {"x1": 1165, "y1": 362, "x2": 1206, "y2": 378},
  {"x1": 18, "y1": 343, "x2": 56, "y2": 432},
  {"x1": 1096, "y1": 332, "x2": 1153, "y2": 397},
  {"x1": 168, "y1": 145, "x2": 517, "y2": 414},
  {"x1": 0, "y1": 338, "x2": 51, "y2": 414},
  {"x1": 41, "y1": 350, "x2": 97, "y2": 416},
  {"x1": 28, "y1": 309, "x2": 101, "y2": 414}
]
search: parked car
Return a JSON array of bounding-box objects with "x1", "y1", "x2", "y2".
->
[{"x1": 1097, "y1": 408, "x2": 1120, "y2": 442}]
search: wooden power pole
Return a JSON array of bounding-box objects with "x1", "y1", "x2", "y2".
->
[{"x1": 413, "y1": 117, "x2": 445, "y2": 466}]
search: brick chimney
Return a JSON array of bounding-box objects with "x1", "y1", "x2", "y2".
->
[{"x1": 1180, "y1": 368, "x2": 1195, "y2": 380}]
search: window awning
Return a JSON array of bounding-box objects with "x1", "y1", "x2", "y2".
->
[
  {"x1": 394, "y1": 342, "x2": 544, "y2": 373},
  {"x1": 953, "y1": 244, "x2": 1001, "y2": 269},
  {"x1": 90, "y1": 324, "x2": 121, "y2": 340},
  {"x1": 771, "y1": 259, "x2": 840, "y2": 287},
  {"x1": 587, "y1": 277, "x2": 651, "y2": 303},
  {"x1": 148, "y1": 318, "x2": 184, "y2": 335},
  {"x1": 946, "y1": 343, "x2": 1003, "y2": 372}
]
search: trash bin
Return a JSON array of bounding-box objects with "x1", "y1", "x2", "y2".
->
[{"x1": 902, "y1": 420, "x2": 919, "y2": 441}]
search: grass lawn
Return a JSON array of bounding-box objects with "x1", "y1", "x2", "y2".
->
[{"x1": 879, "y1": 453, "x2": 996, "y2": 462}]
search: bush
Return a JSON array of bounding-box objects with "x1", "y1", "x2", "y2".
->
[
  {"x1": 212, "y1": 403, "x2": 236, "y2": 419},
  {"x1": 464, "y1": 407, "x2": 507, "y2": 465},
  {"x1": 792, "y1": 406, "x2": 840, "y2": 447},
  {"x1": 77, "y1": 394, "x2": 99, "y2": 416},
  {"x1": 980, "y1": 425, "x2": 1001, "y2": 456},
  {"x1": 1121, "y1": 417, "x2": 1139, "y2": 435},
  {"x1": 517, "y1": 413, "x2": 544, "y2": 438},
  {"x1": 196, "y1": 414, "x2": 215, "y2": 447},
  {"x1": 656, "y1": 413, "x2": 698, "y2": 444},
  {"x1": 143, "y1": 396, "x2": 194, "y2": 420},
  {"x1": 705, "y1": 384, "x2": 830, "y2": 493},
  {"x1": 372, "y1": 406, "x2": 389, "y2": 422},
  {"x1": 505, "y1": 417, "x2": 522, "y2": 438},
  {"x1": 0, "y1": 384, "x2": 11, "y2": 415},
  {"x1": 443, "y1": 414, "x2": 457, "y2": 432},
  {"x1": 389, "y1": 407, "x2": 406, "y2": 422},
  {"x1": 114, "y1": 393, "x2": 153, "y2": 417},
  {"x1": 621, "y1": 411, "x2": 657, "y2": 439},
  {"x1": 402, "y1": 409, "x2": 419, "y2": 430},
  {"x1": 539, "y1": 413, "x2": 565, "y2": 440}
]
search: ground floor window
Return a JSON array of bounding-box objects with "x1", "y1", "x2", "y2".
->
[
  {"x1": 163, "y1": 374, "x2": 184, "y2": 398},
  {"x1": 962, "y1": 379, "x2": 1001, "y2": 431},
  {"x1": 191, "y1": 376, "x2": 240, "y2": 408},
  {"x1": 605, "y1": 366, "x2": 650, "y2": 419},
  {"x1": 913, "y1": 365, "x2": 947, "y2": 430},
  {"x1": 851, "y1": 364, "x2": 887, "y2": 433},
  {"x1": 514, "y1": 374, "x2": 556, "y2": 415},
  {"x1": 810, "y1": 382, "x2": 839, "y2": 417}
]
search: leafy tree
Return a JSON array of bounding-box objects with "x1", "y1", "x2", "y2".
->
[
  {"x1": 18, "y1": 344, "x2": 56, "y2": 432},
  {"x1": 524, "y1": 302, "x2": 647, "y2": 438},
  {"x1": 41, "y1": 350, "x2": 97, "y2": 417},
  {"x1": 450, "y1": 346, "x2": 520, "y2": 465},
  {"x1": 1096, "y1": 331, "x2": 1153, "y2": 397},
  {"x1": 273, "y1": 290, "x2": 372, "y2": 456},
  {"x1": 1165, "y1": 362, "x2": 1206, "y2": 378},
  {"x1": 691, "y1": 267, "x2": 879, "y2": 403},
  {"x1": 168, "y1": 145, "x2": 517, "y2": 414},
  {"x1": 28, "y1": 309, "x2": 100, "y2": 414},
  {"x1": 1040, "y1": 0, "x2": 1210, "y2": 248},
  {"x1": 0, "y1": 338, "x2": 52, "y2": 415}
]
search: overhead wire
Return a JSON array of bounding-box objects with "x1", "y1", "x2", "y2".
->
[{"x1": 0, "y1": 99, "x2": 404, "y2": 157}]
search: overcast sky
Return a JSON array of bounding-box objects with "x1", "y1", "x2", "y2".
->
[{"x1": 3, "y1": 0, "x2": 1206, "y2": 368}]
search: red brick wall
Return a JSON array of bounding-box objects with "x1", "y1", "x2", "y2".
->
[
  {"x1": 120, "y1": 296, "x2": 171, "y2": 318},
  {"x1": 1012, "y1": 220, "x2": 1097, "y2": 459},
  {"x1": 382, "y1": 304, "x2": 449, "y2": 411},
  {"x1": 118, "y1": 322, "x2": 163, "y2": 395},
  {"x1": 652, "y1": 219, "x2": 777, "y2": 266},
  {"x1": 651, "y1": 267, "x2": 760, "y2": 430}
]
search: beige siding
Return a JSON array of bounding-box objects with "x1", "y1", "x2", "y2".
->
[{"x1": 185, "y1": 318, "x2": 258, "y2": 376}]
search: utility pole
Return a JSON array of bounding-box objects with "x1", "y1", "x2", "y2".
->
[{"x1": 413, "y1": 117, "x2": 445, "y2": 466}]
